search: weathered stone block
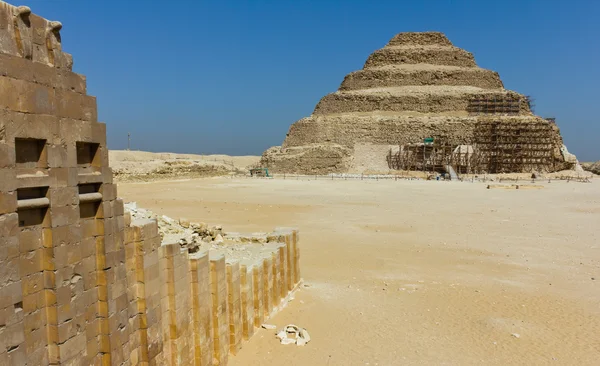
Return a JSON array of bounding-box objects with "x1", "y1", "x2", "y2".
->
[
  {"x1": 252, "y1": 264, "x2": 264, "y2": 328},
  {"x1": 226, "y1": 261, "x2": 242, "y2": 355},
  {"x1": 50, "y1": 204, "x2": 79, "y2": 227},
  {"x1": 18, "y1": 226, "x2": 41, "y2": 253},
  {"x1": 0, "y1": 109, "x2": 58, "y2": 143},
  {"x1": 0, "y1": 212, "x2": 19, "y2": 237},
  {"x1": 56, "y1": 89, "x2": 97, "y2": 122},
  {"x1": 0, "y1": 190, "x2": 17, "y2": 214},
  {"x1": 49, "y1": 167, "x2": 78, "y2": 187},
  {"x1": 49, "y1": 187, "x2": 78, "y2": 207},
  {"x1": 0, "y1": 144, "x2": 16, "y2": 168},
  {"x1": 48, "y1": 143, "x2": 76, "y2": 168},
  {"x1": 0, "y1": 76, "x2": 56, "y2": 115}
]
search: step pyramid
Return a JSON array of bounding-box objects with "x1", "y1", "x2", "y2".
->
[{"x1": 261, "y1": 32, "x2": 572, "y2": 174}]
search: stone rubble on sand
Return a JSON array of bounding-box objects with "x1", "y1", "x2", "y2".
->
[
  {"x1": 124, "y1": 202, "x2": 294, "y2": 264},
  {"x1": 125, "y1": 202, "x2": 223, "y2": 253},
  {"x1": 275, "y1": 324, "x2": 311, "y2": 346}
]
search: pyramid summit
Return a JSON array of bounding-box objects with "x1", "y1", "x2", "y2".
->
[{"x1": 261, "y1": 31, "x2": 573, "y2": 174}]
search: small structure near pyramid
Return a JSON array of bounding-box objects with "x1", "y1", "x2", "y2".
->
[{"x1": 261, "y1": 32, "x2": 574, "y2": 174}]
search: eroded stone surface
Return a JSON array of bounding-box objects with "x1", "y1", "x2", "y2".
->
[{"x1": 261, "y1": 32, "x2": 572, "y2": 174}]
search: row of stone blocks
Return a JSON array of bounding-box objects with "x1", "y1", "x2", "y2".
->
[
  {"x1": 124, "y1": 220, "x2": 301, "y2": 366},
  {"x1": 0, "y1": 203, "x2": 300, "y2": 366}
]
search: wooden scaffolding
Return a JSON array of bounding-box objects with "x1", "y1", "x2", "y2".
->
[{"x1": 387, "y1": 120, "x2": 556, "y2": 174}]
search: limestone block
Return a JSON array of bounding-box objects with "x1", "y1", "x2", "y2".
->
[
  {"x1": 19, "y1": 247, "x2": 44, "y2": 277},
  {"x1": 0, "y1": 49, "x2": 86, "y2": 92},
  {"x1": 17, "y1": 225, "x2": 41, "y2": 253},
  {"x1": 251, "y1": 263, "x2": 264, "y2": 328},
  {"x1": 209, "y1": 254, "x2": 229, "y2": 366},
  {"x1": 0, "y1": 108, "x2": 59, "y2": 143},
  {"x1": 0, "y1": 322, "x2": 25, "y2": 360},
  {"x1": 0, "y1": 190, "x2": 17, "y2": 215},
  {"x1": 13, "y1": 6, "x2": 33, "y2": 60},
  {"x1": 49, "y1": 167, "x2": 78, "y2": 187},
  {"x1": 278, "y1": 244, "x2": 287, "y2": 300},
  {"x1": 47, "y1": 143, "x2": 76, "y2": 168},
  {"x1": 55, "y1": 51, "x2": 73, "y2": 71},
  {"x1": 262, "y1": 256, "x2": 274, "y2": 317},
  {"x1": 189, "y1": 251, "x2": 213, "y2": 366},
  {"x1": 171, "y1": 248, "x2": 194, "y2": 365},
  {"x1": 28, "y1": 13, "x2": 48, "y2": 46},
  {"x1": 271, "y1": 251, "x2": 280, "y2": 308},
  {"x1": 285, "y1": 233, "x2": 294, "y2": 291},
  {"x1": 91, "y1": 122, "x2": 107, "y2": 145},
  {"x1": 0, "y1": 144, "x2": 16, "y2": 169},
  {"x1": 100, "y1": 183, "x2": 117, "y2": 202},
  {"x1": 0, "y1": 255, "x2": 18, "y2": 286},
  {"x1": 50, "y1": 204, "x2": 78, "y2": 227},
  {"x1": 49, "y1": 187, "x2": 78, "y2": 208},
  {"x1": 56, "y1": 118, "x2": 92, "y2": 145},
  {"x1": 293, "y1": 229, "x2": 300, "y2": 283},
  {"x1": 226, "y1": 261, "x2": 242, "y2": 354},
  {"x1": 0, "y1": 3, "x2": 18, "y2": 56},
  {"x1": 102, "y1": 166, "x2": 114, "y2": 185},
  {"x1": 113, "y1": 198, "x2": 124, "y2": 216},
  {"x1": 0, "y1": 212, "x2": 19, "y2": 238},
  {"x1": 0, "y1": 234, "x2": 19, "y2": 262},
  {"x1": 58, "y1": 332, "x2": 86, "y2": 363},
  {"x1": 131, "y1": 219, "x2": 157, "y2": 242},
  {"x1": 0, "y1": 76, "x2": 56, "y2": 115},
  {"x1": 55, "y1": 88, "x2": 97, "y2": 122},
  {"x1": 56, "y1": 69, "x2": 86, "y2": 94},
  {"x1": 0, "y1": 279, "x2": 21, "y2": 308},
  {"x1": 240, "y1": 262, "x2": 255, "y2": 340}
]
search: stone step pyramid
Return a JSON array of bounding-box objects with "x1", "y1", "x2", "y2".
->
[{"x1": 261, "y1": 32, "x2": 572, "y2": 174}]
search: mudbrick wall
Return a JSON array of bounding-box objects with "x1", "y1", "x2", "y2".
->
[{"x1": 0, "y1": 2, "x2": 302, "y2": 365}]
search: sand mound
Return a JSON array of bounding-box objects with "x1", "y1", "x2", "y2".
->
[
  {"x1": 582, "y1": 161, "x2": 600, "y2": 175},
  {"x1": 109, "y1": 150, "x2": 260, "y2": 181}
]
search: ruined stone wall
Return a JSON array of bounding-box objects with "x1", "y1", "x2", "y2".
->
[{"x1": 0, "y1": 2, "x2": 303, "y2": 365}]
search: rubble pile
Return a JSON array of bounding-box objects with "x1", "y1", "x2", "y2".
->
[
  {"x1": 125, "y1": 202, "x2": 223, "y2": 252},
  {"x1": 276, "y1": 324, "x2": 311, "y2": 346},
  {"x1": 124, "y1": 202, "x2": 285, "y2": 262}
]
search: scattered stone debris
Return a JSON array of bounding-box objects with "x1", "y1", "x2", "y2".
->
[
  {"x1": 125, "y1": 202, "x2": 223, "y2": 253},
  {"x1": 511, "y1": 333, "x2": 521, "y2": 339},
  {"x1": 275, "y1": 324, "x2": 311, "y2": 346},
  {"x1": 124, "y1": 203, "x2": 279, "y2": 263},
  {"x1": 261, "y1": 324, "x2": 277, "y2": 330}
]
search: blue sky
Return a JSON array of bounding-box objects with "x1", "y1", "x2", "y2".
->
[{"x1": 20, "y1": 0, "x2": 600, "y2": 161}]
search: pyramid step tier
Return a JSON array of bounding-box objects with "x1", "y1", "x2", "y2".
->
[
  {"x1": 282, "y1": 115, "x2": 558, "y2": 149},
  {"x1": 314, "y1": 87, "x2": 530, "y2": 115},
  {"x1": 364, "y1": 46, "x2": 477, "y2": 68},
  {"x1": 340, "y1": 65, "x2": 503, "y2": 90},
  {"x1": 387, "y1": 32, "x2": 453, "y2": 47}
]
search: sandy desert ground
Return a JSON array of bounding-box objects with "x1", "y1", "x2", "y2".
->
[{"x1": 118, "y1": 176, "x2": 600, "y2": 365}]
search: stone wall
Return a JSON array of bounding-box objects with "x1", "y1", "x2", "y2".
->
[{"x1": 0, "y1": 2, "x2": 303, "y2": 365}]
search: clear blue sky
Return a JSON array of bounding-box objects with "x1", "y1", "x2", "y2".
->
[{"x1": 20, "y1": 0, "x2": 600, "y2": 161}]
